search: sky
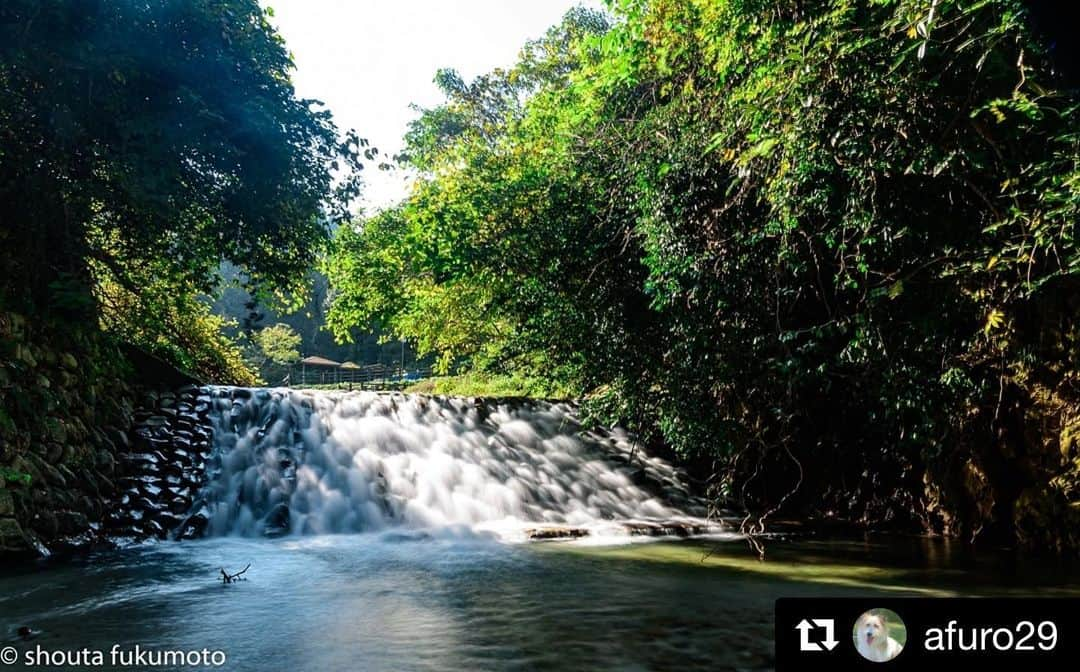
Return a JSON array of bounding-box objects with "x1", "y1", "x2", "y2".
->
[{"x1": 264, "y1": 0, "x2": 603, "y2": 212}]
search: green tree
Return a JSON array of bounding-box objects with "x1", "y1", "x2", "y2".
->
[
  {"x1": 252, "y1": 323, "x2": 302, "y2": 369},
  {"x1": 0, "y1": 0, "x2": 363, "y2": 352},
  {"x1": 327, "y1": 1, "x2": 1080, "y2": 547}
]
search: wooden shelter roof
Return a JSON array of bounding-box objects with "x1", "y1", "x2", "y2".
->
[{"x1": 299, "y1": 355, "x2": 341, "y2": 367}]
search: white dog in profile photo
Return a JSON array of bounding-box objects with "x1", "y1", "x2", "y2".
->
[{"x1": 854, "y1": 610, "x2": 904, "y2": 662}]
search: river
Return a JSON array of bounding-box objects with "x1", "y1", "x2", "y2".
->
[
  {"x1": 3, "y1": 388, "x2": 1077, "y2": 669},
  {"x1": 2, "y1": 532, "x2": 1076, "y2": 671}
]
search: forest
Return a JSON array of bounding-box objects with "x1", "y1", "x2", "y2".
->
[
  {"x1": 3, "y1": 0, "x2": 1079, "y2": 552},
  {"x1": 324, "y1": 0, "x2": 1080, "y2": 549}
]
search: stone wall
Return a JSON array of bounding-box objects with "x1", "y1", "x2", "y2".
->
[
  {"x1": 105, "y1": 387, "x2": 213, "y2": 542},
  {"x1": 1, "y1": 312, "x2": 136, "y2": 559}
]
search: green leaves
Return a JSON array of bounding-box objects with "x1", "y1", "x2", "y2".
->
[
  {"x1": 322, "y1": 0, "x2": 1080, "y2": 531},
  {"x1": 1, "y1": 0, "x2": 361, "y2": 315},
  {"x1": 253, "y1": 324, "x2": 302, "y2": 367}
]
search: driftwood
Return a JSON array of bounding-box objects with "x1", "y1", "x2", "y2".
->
[{"x1": 219, "y1": 564, "x2": 250, "y2": 584}]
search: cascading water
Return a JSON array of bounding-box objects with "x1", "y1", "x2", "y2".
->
[{"x1": 198, "y1": 387, "x2": 715, "y2": 541}]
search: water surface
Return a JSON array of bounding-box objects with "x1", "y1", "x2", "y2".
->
[{"x1": 2, "y1": 533, "x2": 1076, "y2": 671}]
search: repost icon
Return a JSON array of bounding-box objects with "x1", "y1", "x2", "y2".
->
[{"x1": 796, "y1": 618, "x2": 839, "y2": 652}]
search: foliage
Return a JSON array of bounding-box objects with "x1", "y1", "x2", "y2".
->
[
  {"x1": 245, "y1": 322, "x2": 302, "y2": 383},
  {"x1": 1, "y1": 0, "x2": 362, "y2": 378},
  {"x1": 253, "y1": 323, "x2": 303, "y2": 367},
  {"x1": 95, "y1": 266, "x2": 257, "y2": 385},
  {"x1": 327, "y1": 0, "x2": 1080, "y2": 539},
  {"x1": 406, "y1": 372, "x2": 574, "y2": 399}
]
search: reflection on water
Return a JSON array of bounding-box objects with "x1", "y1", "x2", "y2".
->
[{"x1": 1, "y1": 534, "x2": 1077, "y2": 671}]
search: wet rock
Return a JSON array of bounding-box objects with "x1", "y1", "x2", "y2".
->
[
  {"x1": 0, "y1": 489, "x2": 13, "y2": 517},
  {"x1": 31, "y1": 487, "x2": 54, "y2": 508},
  {"x1": 169, "y1": 496, "x2": 192, "y2": 514},
  {"x1": 10, "y1": 455, "x2": 41, "y2": 484},
  {"x1": 140, "y1": 415, "x2": 169, "y2": 428},
  {"x1": 96, "y1": 449, "x2": 117, "y2": 474},
  {"x1": 621, "y1": 520, "x2": 715, "y2": 537},
  {"x1": 153, "y1": 511, "x2": 187, "y2": 533},
  {"x1": 143, "y1": 519, "x2": 165, "y2": 538},
  {"x1": 177, "y1": 505, "x2": 210, "y2": 539},
  {"x1": 56, "y1": 510, "x2": 90, "y2": 535},
  {"x1": 525, "y1": 526, "x2": 589, "y2": 540},
  {"x1": 132, "y1": 495, "x2": 159, "y2": 512},
  {"x1": 263, "y1": 502, "x2": 290, "y2": 534},
  {"x1": 161, "y1": 463, "x2": 184, "y2": 479},
  {"x1": 51, "y1": 530, "x2": 103, "y2": 555},
  {"x1": 165, "y1": 485, "x2": 192, "y2": 500}
]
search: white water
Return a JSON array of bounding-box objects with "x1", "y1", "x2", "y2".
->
[{"x1": 201, "y1": 388, "x2": 711, "y2": 541}]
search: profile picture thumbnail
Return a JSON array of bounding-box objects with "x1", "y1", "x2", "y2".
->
[{"x1": 853, "y1": 608, "x2": 906, "y2": 662}]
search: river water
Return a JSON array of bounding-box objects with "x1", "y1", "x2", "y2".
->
[
  {"x1": 2, "y1": 533, "x2": 1077, "y2": 671},
  {"x1": 4, "y1": 390, "x2": 1077, "y2": 669}
]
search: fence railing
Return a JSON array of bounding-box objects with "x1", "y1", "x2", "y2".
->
[{"x1": 284, "y1": 365, "x2": 433, "y2": 390}]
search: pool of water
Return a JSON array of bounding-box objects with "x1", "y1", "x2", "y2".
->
[{"x1": 2, "y1": 534, "x2": 1077, "y2": 671}]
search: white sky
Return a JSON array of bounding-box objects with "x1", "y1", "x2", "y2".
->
[{"x1": 264, "y1": 0, "x2": 602, "y2": 212}]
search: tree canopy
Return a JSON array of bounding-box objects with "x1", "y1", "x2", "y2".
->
[
  {"x1": 1, "y1": 0, "x2": 363, "y2": 379},
  {"x1": 326, "y1": 0, "x2": 1080, "y2": 541}
]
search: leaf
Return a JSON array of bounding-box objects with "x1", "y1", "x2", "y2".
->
[
  {"x1": 984, "y1": 309, "x2": 1005, "y2": 335},
  {"x1": 703, "y1": 133, "x2": 725, "y2": 155}
]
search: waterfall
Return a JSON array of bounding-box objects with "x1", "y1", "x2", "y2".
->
[{"x1": 198, "y1": 388, "x2": 713, "y2": 541}]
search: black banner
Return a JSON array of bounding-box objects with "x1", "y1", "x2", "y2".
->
[{"x1": 775, "y1": 597, "x2": 1079, "y2": 670}]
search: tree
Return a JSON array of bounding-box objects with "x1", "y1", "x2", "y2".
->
[
  {"x1": 0, "y1": 0, "x2": 363, "y2": 317},
  {"x1": 252, "y1": 323, "x2": 302, "y2": 370},
  {"x1": 326, "y1": 0, "x2": 1080, "y2": 547}
]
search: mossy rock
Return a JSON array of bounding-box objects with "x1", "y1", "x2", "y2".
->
[{"x1": 9, "y1": 456, "x2": 40, "y2": 483}]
